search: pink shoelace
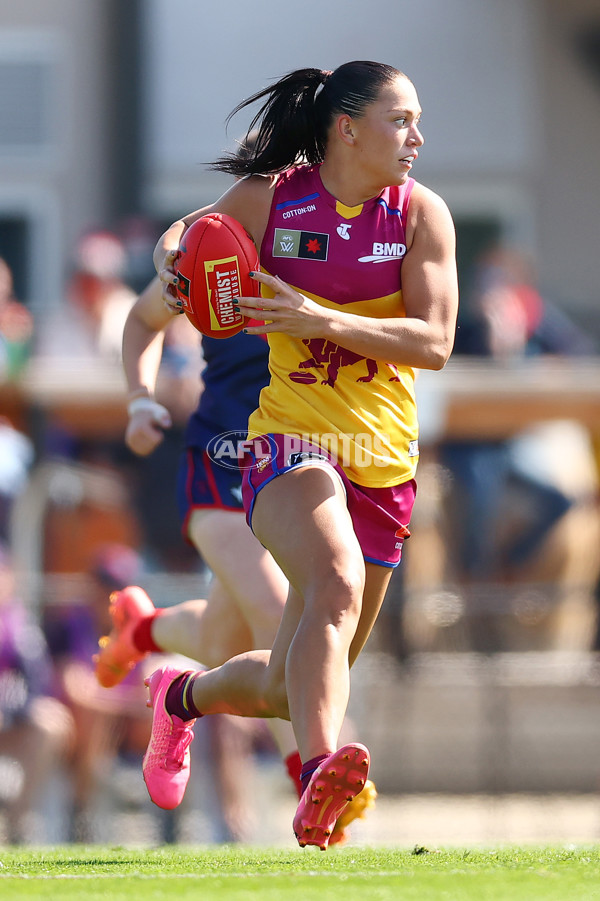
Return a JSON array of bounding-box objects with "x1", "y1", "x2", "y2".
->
[
  {"x1": 165, "y1": 725, "x2": 194, "y2": 773},
  {"x1": 145, "y1": 717, "x2": 195, "y2": 772}
]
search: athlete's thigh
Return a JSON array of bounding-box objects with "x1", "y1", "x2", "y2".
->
[
  {"x1": 188, "y1": 507, "x2": 288, "y2": 646},
  {"x1": 250, "y1": 465, "x2": 364, "y2": 600}
]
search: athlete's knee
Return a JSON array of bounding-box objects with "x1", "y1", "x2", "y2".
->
[{"x1": 313, "y1": 560, "x2": 366, "y2": 630}]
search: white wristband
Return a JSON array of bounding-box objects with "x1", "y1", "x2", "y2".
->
[{"x1": 127, "y1": 396, "x2": 168, "y2": 419}]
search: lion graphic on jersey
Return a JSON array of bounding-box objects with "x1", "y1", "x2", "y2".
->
[{"x1": 289, "y1": 338, "x2": 400, "y2": 387}]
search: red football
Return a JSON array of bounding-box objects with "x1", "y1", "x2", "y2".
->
[{"x1": 174, "y1": 213, "x2": 260, "y2": 338}]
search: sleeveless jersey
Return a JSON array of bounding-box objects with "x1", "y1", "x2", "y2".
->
[{"x1": 249, "y1": 164, "x2": 419, "y2": 488}]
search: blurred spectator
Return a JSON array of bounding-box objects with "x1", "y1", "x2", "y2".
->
[
  {"x1": 32, "y1": 231, "x2": 141, "y2": 519},
  {"x1": 455, "y1": 244, "x2": 597, "y2": 359},
  {"x1": 0, "y1": 542, "x2": 73, "y2": 844},
  {"x1": 43, "y1": 542, "x2": 153, "y2": 841},
  {"x1": 0, "y1": 418, "x2": 34, "y2": 544},
  {"x1": 37, "y1": 229, "x2": 136, "y2": 362},
  {"x1": 0, "y1": 257, "x2": 34, "y2": 382},
  {"x1": 440, "y1": 244, "x2": 598, "y2": 593}
]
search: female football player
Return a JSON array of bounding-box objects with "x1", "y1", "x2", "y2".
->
[{"x1": 141, "y1": 60, "x2": 458, "y2": 848}]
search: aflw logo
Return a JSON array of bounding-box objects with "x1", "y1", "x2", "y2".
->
[
  {"x1": 358, "y1": 242, "x2": 407, "y2": 263},
  {"x1": 273, "y1": 228, "x2": 329, "y2": 261}
]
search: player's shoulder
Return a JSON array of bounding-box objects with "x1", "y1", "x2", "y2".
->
[
  {"x1": 215, "y1": 175, "x2": 276, "y2": 246},
  {"x1": 226, "y1": 173, "x2": 277, "y2": 207},
  {"x1": 409, "y1": 180, "x2": 452, "y2": 217},
  {"x1": 405, "y1": 180, "x2": 455, "y2": 243}
]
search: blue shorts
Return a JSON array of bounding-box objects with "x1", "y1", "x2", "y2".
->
[
  {"x1": 177, "y1": 447, "x2": 244, "y2": 541},
  {"x1": 240, "y1": 434, "x2": 416, "y2": 568}
]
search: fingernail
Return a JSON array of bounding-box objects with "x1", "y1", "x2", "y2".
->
[
  {"x1": 233, "y1": 305, "x2": 240, "y2": 312},
  {"x1": 249, "y1": 271, "x2": 256, "y2": 277}
]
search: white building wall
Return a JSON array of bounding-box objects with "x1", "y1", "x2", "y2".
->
[
  {"x1": 0, "y1": 0, "x2": 114, "y2": 313},
  {"x1": 143, "y1": 0, "x2": 540, "y2": 223},
  {"x1": 536, "y1": 0, "x2": 600, "y2": 315}
]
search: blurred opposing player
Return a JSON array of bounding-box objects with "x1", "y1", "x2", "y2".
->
[{"x1": 96, "y1": 270, "x2": 376, "y2": 843}]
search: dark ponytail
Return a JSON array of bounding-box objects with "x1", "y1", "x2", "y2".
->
[{"x1": 210, "y1": 60, "x2": 405, "y2": 177}]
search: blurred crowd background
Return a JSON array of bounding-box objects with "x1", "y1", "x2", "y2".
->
[{"x1": 1, "y1": 0, "x2": 600, "y2": 846}]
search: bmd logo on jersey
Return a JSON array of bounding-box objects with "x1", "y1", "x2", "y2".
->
[
  {"x1": 273, "y1": 228, "x2": 329, "y2": 261},
  {"x1": 358, "y1": 242, "x2": 407, "y2": 263}
]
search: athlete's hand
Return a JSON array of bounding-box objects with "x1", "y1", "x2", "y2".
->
[
  {"x1": 157, "y1": 248, "x2": 184, "y2": 315},
  {"x1": 234, "y1": 271, "x2": 331, "y2": 338},
  {"x1": 125, "y1": 397, "x2": 172, "y2": 456}
]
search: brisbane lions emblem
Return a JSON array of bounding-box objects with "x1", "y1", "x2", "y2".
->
[{"x1": 288, "y1": 338, "x2": 401, "y2": 387}]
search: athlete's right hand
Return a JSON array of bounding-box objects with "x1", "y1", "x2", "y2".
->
[{"x1": 125, "y1": 397, "x2": 172, "y2": 456}]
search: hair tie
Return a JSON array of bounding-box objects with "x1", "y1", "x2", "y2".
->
[{"x1": 313, "y1": 70, "x2": 333, "y2": 101}]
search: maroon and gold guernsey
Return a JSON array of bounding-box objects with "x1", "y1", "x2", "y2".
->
[{"x1": 250, "y1": 164, "x2": 419, "y2": 488}]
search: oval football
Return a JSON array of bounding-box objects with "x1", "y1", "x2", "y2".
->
[
  {"x1": 288, "y1": 371, "x2": 318, "y2": 384},
  {"x1": 174, "y1": 213, "x2": 260, "y2": 338}
]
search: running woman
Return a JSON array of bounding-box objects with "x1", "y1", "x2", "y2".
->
[{"x1": 145, "y1": 60, "x2": 458, "y2": 849}]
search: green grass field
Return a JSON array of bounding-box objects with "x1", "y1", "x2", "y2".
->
[{"x1": 2, "y1": 845, "x2": 600, "y2": 901}]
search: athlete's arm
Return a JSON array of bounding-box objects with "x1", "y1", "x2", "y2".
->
[
  {"x1": 154, "y1": 176, "x2": 275, "y2": 310},
  {"x1": 122, "y1": 276, "x2": 177, "y2": 456},
  {"x1": 239, "y1": 184, "x2": 459, "y2": 371}
]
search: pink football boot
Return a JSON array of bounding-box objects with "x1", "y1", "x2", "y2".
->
[
  {"x1": 293, "y1": 743, "x2": 371, "y2": 850},
  {"x1": 142, "y1": 665, "x2": 197, "y2": 810}
]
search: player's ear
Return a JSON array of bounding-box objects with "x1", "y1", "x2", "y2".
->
[{"x1": 336, "y1": 115, "x2": 356, "y2": 146}]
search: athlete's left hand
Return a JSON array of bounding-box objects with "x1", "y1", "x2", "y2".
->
[{"x1": 234, "y1": 271, "x2": 331, "y2": 338}]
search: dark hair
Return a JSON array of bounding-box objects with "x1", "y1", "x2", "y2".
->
[
  {"x1": 232, "y1": 128, "x2": 259, "y2": 165},
  {"x1": 211, "y1": 60, "x2": 406, "y2": 177}
]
